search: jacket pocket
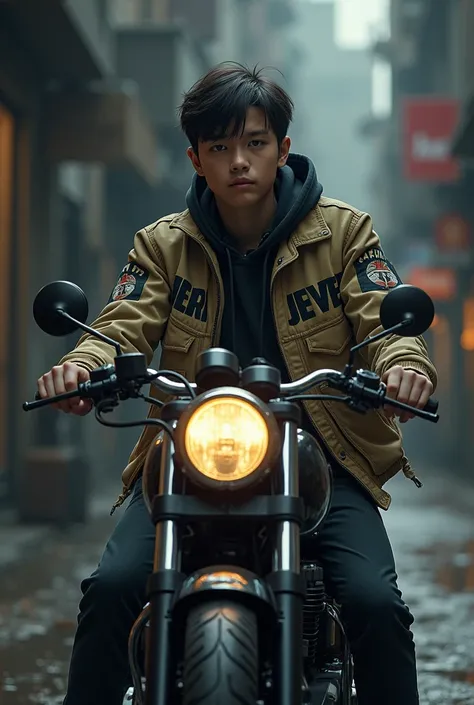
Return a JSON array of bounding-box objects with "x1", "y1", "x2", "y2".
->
[
  {"x1": 160, "y1": 316, "x2": 207, "y2": 378},
  {"x1": 303, "y1": 314, "x2": 352, "y2": 363},
  {"x1": 161, "y1": 317, "x2": 197, "y2": 353}
]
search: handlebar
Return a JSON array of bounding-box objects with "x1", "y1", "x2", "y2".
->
[
  {"x1": 24, "y1": 366, "x2": 439, "y2": 422},
  {"x1": 26, "y1": 389, "x2": 81, "y2": 410},
  {"x1": 421, "y1": 396, "x2": 438, "y2": 415},
  {"x1": 25, "y1": 375, "x2": 117, "y2": 411},
  {"x1": 148, "y1": 369, "x2": 343, "y2": 396},
  {"x1": 150, "y1": 369, "x2": 438, "y2": 414}
]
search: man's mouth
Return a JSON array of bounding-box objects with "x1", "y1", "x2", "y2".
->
[{"x1": 230, "y1": 178, "x2": 255, "y2": 187}]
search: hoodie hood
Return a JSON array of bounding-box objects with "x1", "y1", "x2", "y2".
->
[
  {"x1": 186, "y1": 153, "x2": 323, "y2": 258},
  {"x1": 184, "y1": 153, "x2": 323, "y2": 373}
]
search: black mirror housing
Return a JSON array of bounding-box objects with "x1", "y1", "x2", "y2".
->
[
  {"x1": 380, "y1": 285, "x2": 435, "y2": 337},
  {"x1": 33, "y1": 281, "x2": 89, "y2": 336}
]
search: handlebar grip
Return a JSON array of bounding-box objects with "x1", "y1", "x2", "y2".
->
[
  {"x1": 23, "y1": 388, "x2": 80, "y2": 412},
  {"x1": 423, "y1": 397, "x2": 439, "y2": 414}
]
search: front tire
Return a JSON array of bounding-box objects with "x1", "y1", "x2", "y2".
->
[{"x1": 182, "y1": 600, "x2": 259, "y2": 705}]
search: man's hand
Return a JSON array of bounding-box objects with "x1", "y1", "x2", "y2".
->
[
  {"x1": 37, "y1": 362, "x2": 93, "y2": 416},
  {"x1": 381, "y1": 365, "x2": 433, "y2": 423}
]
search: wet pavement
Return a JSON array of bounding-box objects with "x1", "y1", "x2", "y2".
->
[
  {"x1": 0, "y1": 470, "x2": 473, "y2": 704},
  {"x1": 0, "y1": 490, "x2": 119, "y2": 705},
  {"x1": 384, "y1": 472, "x2": 474, "y2": 704}
]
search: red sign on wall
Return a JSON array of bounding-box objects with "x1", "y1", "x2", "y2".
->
[
  {"x1": 403, "y1": 98, "x2": 461, "y2": 182},
  {"x1": 407, "y1": 267, "x2": 456, "y2": 301}
]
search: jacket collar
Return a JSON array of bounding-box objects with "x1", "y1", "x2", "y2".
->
[{"x1": 170, "y1": 203, "x2": 332, "y2": 251}]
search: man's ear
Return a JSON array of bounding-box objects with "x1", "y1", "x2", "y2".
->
[
  {"x1": 278, "y1": 136, "x2": 291, "y2": 168},
  {"x1": 187, "y1": 146, "x2": 205, "y2": 176}
]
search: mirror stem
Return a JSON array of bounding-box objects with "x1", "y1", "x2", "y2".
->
[
  {"x1": 57, "y1": 309, "x2": 122, "y2": 357},
  {"x1": 345, "y1": 313, "x2": 414, "y2": 375}
]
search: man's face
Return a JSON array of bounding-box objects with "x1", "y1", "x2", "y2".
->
[{"x1": 187, "y1": 107, "x2": 290, "y2": 208}]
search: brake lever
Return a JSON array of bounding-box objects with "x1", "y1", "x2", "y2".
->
[{"x1": 338, "y1": 373, "x2": 440, "y2": 423}]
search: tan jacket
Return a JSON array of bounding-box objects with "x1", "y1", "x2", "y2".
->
[{"x1": 60, "y1": 197, "x2": 437, "y2": 511}]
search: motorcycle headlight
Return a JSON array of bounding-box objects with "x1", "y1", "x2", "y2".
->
[{"x1": 175, "y1": 388, "x2": 281, "y2": 491}]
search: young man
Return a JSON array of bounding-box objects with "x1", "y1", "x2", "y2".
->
[{"x1": 38, "y1": 64, "x2": 436, "y2": 705}]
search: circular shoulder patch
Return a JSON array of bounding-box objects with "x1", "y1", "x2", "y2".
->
[
  {"x1": 111, "y1": 273, "x2": 137, "y2": 301},
  {"x1": 366, "y1": 260, "x2": 399, "y2": 289}
]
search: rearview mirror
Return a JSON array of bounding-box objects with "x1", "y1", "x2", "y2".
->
[
  {"x1": 380, "y1": 285, "x2": 435, "y2": 337},
  {"x1": 33, "y1": 281, "x2": 89, "y2": 336}
]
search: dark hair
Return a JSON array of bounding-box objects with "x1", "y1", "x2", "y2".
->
[{"x1": 178, "y1": 62, "x2": 294, "y2": 152}]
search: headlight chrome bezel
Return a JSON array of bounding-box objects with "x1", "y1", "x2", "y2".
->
[{"x1": 174, "y1": 387, "x2": 281, "y2": 491}]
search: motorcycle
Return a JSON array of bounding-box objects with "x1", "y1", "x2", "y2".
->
[{"x1": 23, "y1": 280, "x2": 439, "y2": 705}]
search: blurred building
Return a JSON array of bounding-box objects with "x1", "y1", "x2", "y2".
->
[
  {"x1": 289, "y1": 0, "x2": 376, "y2": 213},
  {"x1": 0, "y1": 0, "x2": 162, "y2": 518},
  {"x1": 0, "y1": 0, "x2": 297, "y2": 519},
  {"x1": 365, "y1": 0, "x2": 474, "y2": 471}
]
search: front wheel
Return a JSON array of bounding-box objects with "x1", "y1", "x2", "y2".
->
[{"x1": 182, "y1": 600, "x2": 259, "y2": 705}]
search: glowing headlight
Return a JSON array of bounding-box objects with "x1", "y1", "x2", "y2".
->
[
  {"x1": 185, "y1": 398, "x2": 267, "y2": 478},
  {"x1": 176, "y1": 389, "x2": 280, "y2": 490}
]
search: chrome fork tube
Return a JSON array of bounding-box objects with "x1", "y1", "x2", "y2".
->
[
  {"x1": 153, "y1": 429, "x2": 179, "y2": 572},
  {"x1": 272, "y1": 420, "x2": 303, "y2": 705},
  {"x1": 146, "y1": 424, "x2": 181, "y2": 705},
  {"x1": 273, "y1": 421, "x2": 300, "y2": 573}
]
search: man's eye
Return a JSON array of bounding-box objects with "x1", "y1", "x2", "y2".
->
[
  {"x1": 249, "y1": 140, "x2": 265, "y2": 147},
  {"x1": 211, "y1": 144, "x2": 226, "y2": 152}
]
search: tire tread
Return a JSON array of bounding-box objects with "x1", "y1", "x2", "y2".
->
[{"x1": 182, "y1": 601, "x2": 258, "y2": 705}]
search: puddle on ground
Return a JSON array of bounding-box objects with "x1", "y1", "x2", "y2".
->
[{"x1": 435, "y1": 540, "x2": 474, "y2": 593}]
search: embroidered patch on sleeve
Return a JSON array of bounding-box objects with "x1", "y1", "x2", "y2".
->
[
  {"x1": 354, "y1": 247, "x2": 402, "y2": 293},
  {"x1": 108, "y1": 263, "x2": 149, "y2": 303}
]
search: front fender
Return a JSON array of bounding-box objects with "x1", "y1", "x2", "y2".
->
[{"x1": 173, "y1": 565, "x2": 278, "y2": 620}]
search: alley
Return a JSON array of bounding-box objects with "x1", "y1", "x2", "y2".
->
[{"x1": 0, "y1": 469, "x2": 473, "y2": 705}]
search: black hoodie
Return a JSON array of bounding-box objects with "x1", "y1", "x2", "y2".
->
[{"x1": 186, "y1": 154, "x2": 323, "y2": 381}]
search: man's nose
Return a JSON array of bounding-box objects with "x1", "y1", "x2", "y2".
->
[{"x1": 230, "y1": 149, "x2": 250, "y2": 171}]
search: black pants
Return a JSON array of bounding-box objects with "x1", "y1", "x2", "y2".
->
[{"x1": 63, "y1": 470, "x2": 418, "y2": 705}]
